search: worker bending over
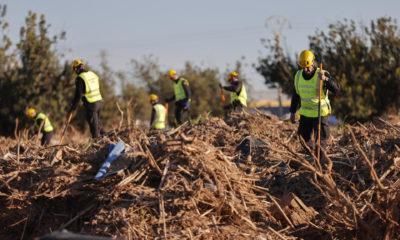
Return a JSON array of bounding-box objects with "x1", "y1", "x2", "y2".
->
[
  {"x1": 219, "y1": 71, "x2": 247, "y2": 112},
  {"x1": 149, "y1": 94, "x2": 167, "y2": 130},
  {"x1": 26, "y1": 108, "x2": 54, "y2": 145},
  {"x1": 166, "y1": 70, "x2": 191, "y2": 126},
  {"x1": 290, "y1": 50, "x2": 340, "y2": 157}
]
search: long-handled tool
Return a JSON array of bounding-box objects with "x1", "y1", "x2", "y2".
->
[
  {"x1": 219, "y1": 84, "x2": 226, "y2": 114},
  {"x1": 317, "y1": 58, "x2": 323, "y2": 162},
  {"x1": 59, "y1": 110, "x2": 73, "y2": 145},
  {"x1": 49, "y1": 110, "x2": 73, "y2": 164}
]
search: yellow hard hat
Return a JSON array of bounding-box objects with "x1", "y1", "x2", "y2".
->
[
  {"x1": 72, "y1": 59, "x2": 83, "y2": 69},
  {"x1": 168, "y1": 70, "x2": 177, "y2": 79},
  {"x1": 228, "y1": 71, "x2": 238, "y2": 80},
  {"x1": 299, "y1": 50, "x2": 315, "y2": 68},
  {"x1": 26, "y1": 108, "x2": 36, "y2": 119},
  {"x1": 150, "y1": 94, "x2": 159, "y2": 101}
]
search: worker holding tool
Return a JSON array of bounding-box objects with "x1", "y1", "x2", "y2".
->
[
  {"x1": 70, "y1": 59, "x2": 105, "y2": 138},
  {"x1": 26, "y1": 108, "x2": 54, "y2": 145},
  {"x1": 219, "y1": 71, "x2": 247, "y2": 112},
  {"x1": 149, "y1": 94, "x2": 167, "y2": 130},
  {"x1": 290, "y1": 50, "x2": 340, "y2": 157},
  {"x1": 165, "y1": 70, "x2": 191, "y2": 126}
]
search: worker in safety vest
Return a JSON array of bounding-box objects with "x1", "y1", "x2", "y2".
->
[
  {"x1": 290, "y1": 50, "x2": 340, "y2": 155},
  {"x1": 219, "y1": 71, "x2": 247, "y2": 112},
  {"x1": 149, "y1": 94, "x2": 167, "y2": 130},
  {"x1": 165, "y1": 70, "x2": 191, "y2": 126},
  {"x1": 70, "y1": 59, "x2": 105, "y2": 138},
  {"x1": 26, "y1": 108, "x2": 54, "y2": 145}
]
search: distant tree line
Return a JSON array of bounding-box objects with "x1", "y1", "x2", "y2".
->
[
  {"x1": 1, "y1": 3, "x2": 399, "y2": 136},
  {"x1": 0, "y1": 5, "x2": 246, "y2": 136}
]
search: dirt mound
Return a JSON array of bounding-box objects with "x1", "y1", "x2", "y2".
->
[{"x1": 0, "y1": 112, "x2": 399, "y2": 239}]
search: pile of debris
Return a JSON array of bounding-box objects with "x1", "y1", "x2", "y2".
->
[{"x1": 0, "y1": 112, "x2": 399, "y2": 239}]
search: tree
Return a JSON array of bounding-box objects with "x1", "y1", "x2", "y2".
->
[
  {"x1": 0, "y1": 10, "x2": 72, "y2": 135},
  {"x1": 123, "y1": 55, "x2": 236, "y2": 126},
  {"x1": 255, "y1": 38, "x2": 298, "y2": 96}
]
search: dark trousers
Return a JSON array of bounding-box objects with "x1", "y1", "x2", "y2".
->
[
  {"x1": 41, "y1": 131, "x2": 53, "y2": 146},
  {"x1": 232, "y1": 99, "x2": 244, "y2": 112},
  {"x1": 175, "y1": 101, "x2": 188, "y2": 125},
  {"x1": 84, "y1": 100, "x2": 105, "y2": 138},
  {"x1": 298, "y1": 115, "x2": 330, "y2": 156}
]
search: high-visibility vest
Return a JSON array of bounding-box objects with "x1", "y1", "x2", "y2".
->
[
  {"x1": 294, "y1": 68, "x2": 331, "y2": 118},
  {"x1": 79, "y1": 71, "x2": 103, "y2": 103},
  {"x1": 153, "y1": 103, "x2": 166, "y2": 129},
  {"x1": 35, "y1": 113, "x2": 54, "y2": 132},
  {"x1": 173, "y1": 78, "x2": 188, "y2": 101},
  {"x1": 230, "y1": 84, "x2": 247, "y2": 107}
]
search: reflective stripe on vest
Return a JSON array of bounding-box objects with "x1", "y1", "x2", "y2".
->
[
  {"x1": 79, "y1": 71, "x2": 103, "y2": 103},
  {"x1": 35, "y1": 113, "x2": 54, "y2": 132},
  {"x1": 294, "y1": 68, "x2": 331, "y2": 118},
  {"x1": 173, "y1": 78, "x2": 187, "y2": 101},
  {"x1": 230, "y1": 84, "x2": 247, "y2": 107},
  {"x1": 153, "y1": 104, "x2": 166, "y2": 129}
]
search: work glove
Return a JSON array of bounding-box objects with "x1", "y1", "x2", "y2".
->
[
  {"x1": 184, "y1": 101, "x2": 190, "y2": 110},
  {"x1": 68, "y1": 104, "x2": 74, "y2": 114}
]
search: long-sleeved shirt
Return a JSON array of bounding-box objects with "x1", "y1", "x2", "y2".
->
[
  {"x1": 71, "y1": 71, "x2": 88, "y2": 110},
  {"x1": 150, "y1": 106, "x2": 156, "y2": 128},
  {"x1": 166, "y1": 77, "x2": 191, "y2": 103},
  {"x1": 223, "y1": 81, "x2": 243, "y2": 95},
  {"x1": 290, "y1": 68, "x2": 341, "y2": 114}
]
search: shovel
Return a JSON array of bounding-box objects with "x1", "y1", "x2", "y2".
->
[
  {"x1": 317, "y1": 58, "x2": 323, "y2": 162},
  {"x1": 59, "y1": 110, "x2": 73, "y2": 145},
  {"x1": 49, "y1": 110, "x2": 73, "y2": 163}
]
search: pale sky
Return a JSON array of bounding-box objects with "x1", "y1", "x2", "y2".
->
[{"x1": 2, "y1": 0, "x2": 400, "y2": 99}]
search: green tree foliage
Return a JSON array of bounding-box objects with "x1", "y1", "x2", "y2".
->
[
  {"x1": 309, "y1": 17, "x2": 400, "y2": 119},
  {"x1": 96, "y1": 51, "x2": 120, "y2": 128},
  {"x1": 255, "y1": 38, "x2": 298, "y2": 95},
  {"x1": 121, "y1": 56, "x2": 233, "y2": 125},
  {"x1": 0, "y1": 10, "x2": 73, "y2": 135},
  {"x1": 0, "y1": 5, "x2": 15, "y2": 77},
  {"x1": 256, "y1": 17, "x2": 400, "y2": 120}
]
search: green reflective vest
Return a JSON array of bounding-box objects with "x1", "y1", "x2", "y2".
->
[
  {"x1": 294, "y1": 68, "x2": 331, "y2": 118},
  {"x1": 173, "y1": 78, "x2": 188, "y2": 101},
  {"x1": 79, "y1": 71, "x2": 103, "y2": 103},
  {"x1": 230, "y1": 84, "x2": 247, "y2": 107},
  {"x1": 35, "y1": 113, "x2": 54, "y2": 132},
  {"x1": 153, "y1": 103, "x2": 166, "y2": 129}
]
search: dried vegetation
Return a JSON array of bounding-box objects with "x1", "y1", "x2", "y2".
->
[{"x1": 0, "y1": 112, "x2": 399, "y2": 239}]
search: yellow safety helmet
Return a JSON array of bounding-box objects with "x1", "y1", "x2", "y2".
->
[
  {"x1": 299, "y1": 50, "x2": 315, "y2": 68},
  {"x1": 168, "y1": 70, "x2": 177, "y2": 79},
  {"x1": 228, "y1": 71, "x2": 238, "y2": 80},
  {"x1": 26, "y1": 108, "x2": 36, "y2": 119},
  {"x1": 150, "y1": 94, "x2": 159, "y2": 102},
  {"x1": 72, "y1": 59, "x2": 84, "y2": 69}
]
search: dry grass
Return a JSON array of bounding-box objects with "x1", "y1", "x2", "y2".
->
[{"x1": 0, "y1": 112, "x2": 399, "y2": 240}]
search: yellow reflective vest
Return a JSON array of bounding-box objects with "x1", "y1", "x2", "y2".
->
[
  {"x1": 230, "y1": 84, "x2": 247, "y2": 107},
  {"x1": 173, "y1": 78, "x2": 188, "y2": 101},
  {"x1": 35, "y1": 113, "x2": 54, "y2": 132},
  {"x1": 294, "y1": 68, "x2": 331, "y2": 118},
  {"x1": 153, "y1": 103, "x2": 166, "y2": 129},
  {"x1": 79, "y1": 71, "x2": 103, "y2": 103}
]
